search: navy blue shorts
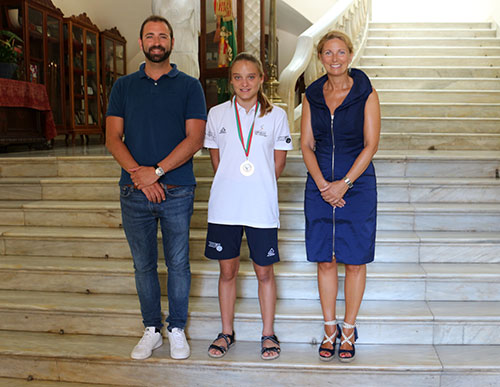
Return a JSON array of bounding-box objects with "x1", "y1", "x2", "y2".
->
[{"x1": 204, "y1": 223, "x2": 280, "y2": 266}]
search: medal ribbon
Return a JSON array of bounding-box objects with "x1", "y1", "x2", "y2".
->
[{"x1": 234, "y1": 98, "x2": 260, "y2": 158}]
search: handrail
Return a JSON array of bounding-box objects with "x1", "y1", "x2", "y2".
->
[{"x1": 278, "y1": 0, "x2": 371, "y2": 131}]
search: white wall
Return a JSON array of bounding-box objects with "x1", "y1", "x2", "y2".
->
[
  {"x1": 52, "y1": 0, "x2": 151, "y2": 73},
  {"x1": 277, "y1": 29, "x2": 299, "y2": 74},
  {"x1": 493, "y1": 0, "x2": 500, "y2": 34},
  {"x1": 283, "y1": 0, "x2": 338, "y2": 23},
  {"x1": 372, "y1": 0, "x2": 497, "y2": 22}
]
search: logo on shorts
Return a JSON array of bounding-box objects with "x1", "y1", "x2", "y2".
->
[
  {"x1": 267, "y1": 248, "x2": 276, "y2": 257},
  {"x1": 219, "y1": 127, "x2": 227, "y2": 134},
  {"x1": 208, "y1": 241, "x2": 223, "y2": 252}
]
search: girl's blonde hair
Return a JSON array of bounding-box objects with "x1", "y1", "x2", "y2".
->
[
  {"x1": 229, "y1": 52, "x2": 273, "y2": 117},
  {"x1": 317, "y1": 30, "x2": 354, "y2": 56}
]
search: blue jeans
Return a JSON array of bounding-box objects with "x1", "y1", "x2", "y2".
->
[{"x1": 120, "y1": 184, "x2": 195, "y2": 330}]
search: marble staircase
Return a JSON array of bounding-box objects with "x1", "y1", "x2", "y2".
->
[{"x1": 0, "y1": 22, "x2": 500, "y2": 386}]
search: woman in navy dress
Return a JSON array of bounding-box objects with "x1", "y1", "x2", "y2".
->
[{"x1": 301, "y1": 30, "x2": 380, "y2": 362}]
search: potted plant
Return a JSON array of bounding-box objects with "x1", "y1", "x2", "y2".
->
[{"x1": 0, "y1": 30, "x2": 23, "y2": 79}]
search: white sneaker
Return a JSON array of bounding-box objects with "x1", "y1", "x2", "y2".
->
[
  {"x1": 131, "y1": 327, "x2": 163, "y2": 360},
  {"x1": 167, "y1": 327, "x2": 190, "y2": 359}
]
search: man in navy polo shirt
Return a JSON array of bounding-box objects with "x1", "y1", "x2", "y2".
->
[{"x1": 106, "y1": 15, "x2": 206, "y2": 361}]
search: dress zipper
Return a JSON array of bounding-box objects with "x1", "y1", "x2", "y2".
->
[{"x1": 330, "y1": 114, "x2": 336, "y2": 256}]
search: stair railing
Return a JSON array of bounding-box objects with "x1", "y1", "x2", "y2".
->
[{"x1": 278, "y1": 0, "x2": 372, "y2": 131}]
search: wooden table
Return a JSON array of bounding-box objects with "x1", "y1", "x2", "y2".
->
[{"x1": 0, "y1": 78, "x2": 57, "y2": 149}]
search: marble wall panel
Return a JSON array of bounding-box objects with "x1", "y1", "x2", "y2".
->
[
  {"x1": 0, "y1": 184, "x2": 42, "y2": 201},
  {"x1": 24, "y1": 210, "x2": 121, "y2": 228},
  {"x1": 410, "y1": 186, "x2": 500, "y2": 203},
  {"x1": 405, "y1": 161, "x2": 499, "y2": 178},
  {"x1": 41, "y1": 184, "x2": 117, "y2": 201},
  {"x1": 0, "y1": 271, "x2": 135, "y2": 294},
  {"x1": 374, "y1": 243, "x2": 420, "y2": 263},
  {"x1": 0, "y1": 310, "x2": 142, "y2": 337},
  {"x1": 4, "y1": 238, "x2": 131, "y2": 258},
  {"x1": 57, "y1": 159, "x2": 120, "y2": 177},
  {"x1": 0, "y1": 210, "x2": 24, "y2": 226},
  {"x1": 426, "y1": 281, "x2": 500, "y2": 301},
  {"x1": 419, "y1": 244, "x2": 500, "y2": 264},
  {"x1": 0, "y1": 160, "x2": 58, "y2": 177},
  {"x1": 415, "y1": 214, "x2": 500, "y2": 232}
]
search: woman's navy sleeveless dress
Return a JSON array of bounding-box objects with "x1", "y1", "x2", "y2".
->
[{"x1": 304, "y1": 68, "x2": 377, "y2": 265}]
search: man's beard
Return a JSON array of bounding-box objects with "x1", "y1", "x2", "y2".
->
[{"x1": 143, "y1": 45, "x2": 171, "y2": 63}]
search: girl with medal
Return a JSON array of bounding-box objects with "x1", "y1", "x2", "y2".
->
[{"x1": 203, "y1": 52, "x2": 293, "y2": 360}]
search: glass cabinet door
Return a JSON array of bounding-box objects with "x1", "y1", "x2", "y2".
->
[
  {"x1": 72, "y1": 26, "x2": 84, "y2": 126},
  {"x1": 28, "y1": 7, "x2": 44, "y2": 83},
  {"x1": 47, "y1": 15, "x2": 62, "y2": 125},
  {"x1": 86, "y1": 31, "x2": 98, "y2": 127},
  {"x1": 103, "y1": 38, "x2": 114, "y2": 100},
  {"x1": 116, "y1": 43, "x2": 124, "y2": 76}
]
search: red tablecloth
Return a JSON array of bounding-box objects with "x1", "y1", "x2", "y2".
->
[{"x1": 0, "y1": 78, "x2": 57, "y2": 140}]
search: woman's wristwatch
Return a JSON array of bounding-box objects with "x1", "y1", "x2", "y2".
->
[{"x1": 343, "y1": 176, "x2": 353, "y2": 189}]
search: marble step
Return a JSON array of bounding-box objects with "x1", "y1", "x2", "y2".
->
[
  {"x1": 369, "y1": 22, "x2": 493, "y2": 29},
  {"x1": 364, "y1": 46, "x2": 500, "y2": 56},
  {"x1": 5, "y1": 330, "x2": 497, "y2": 387},
  {"x1": 377, "y1": 89, "x2": 500, "y2": 103},
  {"x1": 371, "y1": 77, "x2": 500, "y2": 91},
  {"x1": 381, "y1": 117, "x2": 500, "y2": 133},
  {"x1": 8, "y1": 201, "x2": 500, "y2": 232},
  {"x1": 4, "y1": 226, "x2": 500, "y2": 263},
  {"x1": 368, "y1": 28, "x2": 497, "y2": 38},
  {"x1": 380, "y1": 102, "x2": 500, "y2": 118},
  {"x1": 1, "y1": 150, "x2": 499, "y2": 179},
  {"x1": 0, "y1": 378, "x2": 99, "y2": 386},
  {"x1": 1, "y1": 290, "x2": 499, "y2": 345},
  {"x1": 0, "y1": 177, "x2": 500, "y2": 203},
  {"x1": 2, "y1": 226, "x2": 498, "y2": 264},
  {"x1": 380, "y1": 132, "x2": 500, "y2": 151},
  {"x1": 366, "y1": 37, "x2": 500, "y2": 47},
  {"x1": 360, "y1": 66, "x2": 500, "y2": 78},
  {"x1": 0, "y1": 254, "x2": 498, "y2": 301},
  {"x1": 361, "y1": 56, "x2": 500, "y2": 67}
]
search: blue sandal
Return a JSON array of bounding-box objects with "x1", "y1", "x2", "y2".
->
[
  {"x1": 318, "y1": 320, "x2": 341, "y2": 361},
  {"x1": 208, "y1": 331, "x2": 235, "y2": 358},
  {"x1": 338, "y1": 322, "x2": 358, "y2": 362},
  {"x1": 261, "y1": 334, "x2": 281, "y2": 360}
]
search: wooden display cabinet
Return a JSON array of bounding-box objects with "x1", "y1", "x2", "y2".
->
[
  {"x1": 100, "y1": 26, "x2": 126, "y2": 131},
  {"x1": 63, "y1": 13, "x2": 101, "y2": 144},
  {"x1": 0, "y1": 0, "x2": 66, "y2": 135}
]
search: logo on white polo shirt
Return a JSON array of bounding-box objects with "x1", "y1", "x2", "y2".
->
[
  {"x1": 277, "y1": 135, "x2": 292, "y2": 143},
  {"x1": 255, "y1": 126, "x2": 267, "y2": 137},
  {"x1": 206, "y1": 129, "x2": 216, "y2": 140},
  {"x1": 267, "y1": 248, "x2": 276, "y2": 258},
  {"x1": 219, "y1": 127, "x2": 227, "y2": 134},
  {"x1": 208, "y1": 241, "x2": 223, "y2": 252}
]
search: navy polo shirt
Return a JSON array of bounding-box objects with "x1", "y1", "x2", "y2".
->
[{"x1": 106, "y1": 63, "x2": 207, "y2": 186}]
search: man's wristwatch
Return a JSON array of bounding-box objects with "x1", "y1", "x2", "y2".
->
[{"x1": 154, "y1": 164, "x2": 165, "y2": 177}]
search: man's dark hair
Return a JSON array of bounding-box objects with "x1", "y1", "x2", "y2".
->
[{"x1": 139, "y1": 15, "x2": 174, "y2": 39}]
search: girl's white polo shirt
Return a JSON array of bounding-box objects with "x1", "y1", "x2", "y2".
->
[{"x1": 204, "y1": 99, "x2": 293, "y2": 228}]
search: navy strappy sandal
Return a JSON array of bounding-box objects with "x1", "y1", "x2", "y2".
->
[
  {"x1": 338, "y1": 322, "x2": 358, "y2": 362},
  {"x1": 207, "y1": 331, "x2": 235, "y2": 358},
  {"x1": 318, "y1": 320, "x2": 341, "y2": 361},
  {"x1": 261, "y1": 334, "x2": 281, "y2": 360}
]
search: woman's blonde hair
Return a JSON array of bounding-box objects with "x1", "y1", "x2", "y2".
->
[
  {"x1": 229, "y1": 52, "x2": 273, "y2": 117},
  {"x1": 317, "y1": 30, "x2": 354, "y2": 56}
]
